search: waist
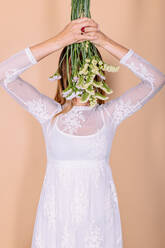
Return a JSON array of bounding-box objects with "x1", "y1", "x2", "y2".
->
[{"x1": 47, "y1": 158, "x2": 109, "y2": 168}]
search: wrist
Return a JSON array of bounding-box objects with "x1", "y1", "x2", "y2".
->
[
  {"x1": 102, "y1": 37, "x2": 129, "y2": 61},
  {"x1": 30, "y1": 35, "x2": 65, "y2": 62},
  {"x1": 46, "y1": 35, "x2": 65, "y2": 52}
]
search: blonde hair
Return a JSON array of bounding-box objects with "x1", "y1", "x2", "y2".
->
[{"x1": 50, "y1": 46, "x2": 111, "y2": 126}]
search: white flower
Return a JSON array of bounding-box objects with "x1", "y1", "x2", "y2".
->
[
  {"x1": 66, "y1": 91, "x2": 76, "y2": 100},
  {"x1": 76, "y1": 84, "x2": 84, "y2": 90},
  {"x1": 49, "y1": 73, "x2": 61, "y2": 81},
  {"x1": 62, "y1": 88, "x2": 72, "y2": 97},
  {"x1": 98, "y1": 74, "x2": 106, "y2": 80},
  {"x1": 72, "y1": 76, "x2": 79, "y2": 83},
  {"x1": 75, "y1": 91, "x2": 82, "y2": 97}
]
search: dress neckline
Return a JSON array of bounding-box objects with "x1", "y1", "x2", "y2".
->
[
  {"x1": 72, "y1": 105, "x2": 96, "y2": 110},
  {"x1": 62, "y1": 103, "x2": 98, "y2": 110}
]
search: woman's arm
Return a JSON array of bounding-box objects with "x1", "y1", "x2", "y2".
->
[
  {"x1": 0, "y1": 17, "x2": 99, "y2": 124},
  {"x1": 90, "y1": 30, "x2": 165, "y2": 128},
  {"x1": 0, "y1": 46, "x2": 62, "y2": 125},
  {"x1": 30, "y1": 17, "x2": 99, "y2": 62}
]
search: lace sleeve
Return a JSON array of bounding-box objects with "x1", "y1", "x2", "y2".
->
[
  {"x1": 0, "y1": 47, "x2": 61, "y2": 124},
  {"x1": 99, "y1": 49, "x2": 165, "y2": 128}
]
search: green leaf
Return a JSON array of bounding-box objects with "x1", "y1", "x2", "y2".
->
[{"x1": 80, "y1": 91, "x2": 90, "y2": 102}]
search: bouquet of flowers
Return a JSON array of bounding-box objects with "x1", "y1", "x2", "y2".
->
[{"x1": 48, "y1": 0, "x2": 120, "y2": 107}]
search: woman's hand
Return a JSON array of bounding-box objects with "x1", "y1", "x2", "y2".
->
[
  {"x1": 53, "y1": 17, "x2": 99, "y2": 49},
  {"x1": 82, "y1": 20, "x2": 129, "y2": 61},
  {"x1": 85, "y1": 29, "x2": 111, "y2": 48}
]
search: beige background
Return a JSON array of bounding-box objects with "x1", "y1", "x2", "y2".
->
[{"x1": 0, "y1": 0, "x2": 165, "y2": 247}]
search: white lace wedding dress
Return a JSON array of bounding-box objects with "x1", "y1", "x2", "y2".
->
[{"x1": 0, "y1": 46, "x2": 164, "y2": 248}]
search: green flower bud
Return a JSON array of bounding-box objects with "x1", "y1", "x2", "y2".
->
[
  {"x1": 85, "y1": 58, "x2": 90, "y2": 63},
  {"x1": 80, "y1": 91, "x2": 91, "y2": 103},
  {"x1": 92, "y1": 81, "x2": 102, "y2": 88},
  {"x1": 98, "y1": 60, "x2": 103, "y2": 65},
  {"x1": 95, "y1": 92, "x2": 109, "y2": 100},
  {"x1": 99, "y1": 82, "x2": 113, "y2": 94},
  {"x1": 103, "y1": 64, "x2": 120, "y2": 72},
  {"x1": 86, "y1": 85, "x2": 95, "y2": 95}
]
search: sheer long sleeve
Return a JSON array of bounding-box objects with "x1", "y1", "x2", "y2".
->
[
  {"x1": 99, "y1": 49, "x2": 165, "y2": 128},
  {"x1": 0, "y1": 47, "x2": 61, "y2": 124}
]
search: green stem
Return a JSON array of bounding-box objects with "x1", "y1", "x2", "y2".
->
[
  {"x1": 71, "y1": 44, "x2": 73, "y2": 73},
  {"x1": 58, "y1": 50, "x2": 67, "y2": 68},
  {"x1": 74, "y1": 44, "x2": 78, "y2": 72},
  {"x1": 66, "y1": 46, "x2": 71, "y2": 86}
]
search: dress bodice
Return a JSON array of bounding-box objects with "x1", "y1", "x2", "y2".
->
[{"x1": 42, "y1": 104, "x2": 116, "y2": 163}]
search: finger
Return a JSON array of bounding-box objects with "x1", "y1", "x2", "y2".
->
[
  {"x1": 78, "y1": 22, "x2": 98, "y2": 31},
  {"x1": 84, "y1": 31, "x2": 98, "y2": 37},
  {"x1": 72, "y1": 17, "x2": 99, "y2": 28},
  {"x1": 71, "y1": 17, "x2": 98, "y2": 31},
  {"x1": 72, "y1": 17, "x2": 90, "y2": 24},
  {"x1": 77, "y1": 18, "x2": 98, "y2": 28},
  {"x1": 78, "y1": 33, "x2": 98, "y2": 41},
  {"x1": 76, "y1": 40, "x2": 85, "y2": 44},
  {"x1": 82, "y1": 26, "x2": 99, "y2": 33},
  {"x1": 77, "y1": 27, "x2": 98, "y2": 35},
  {"x1": 79, "y1": 17, "x2": 98, "y2": 27},
  {"x1": 88, "y1": 18, "x2": 99, "y2": 27}
]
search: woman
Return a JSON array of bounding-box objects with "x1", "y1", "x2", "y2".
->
[{"x1": 0, "y1": 17, "x2": 164, "y2": 247}]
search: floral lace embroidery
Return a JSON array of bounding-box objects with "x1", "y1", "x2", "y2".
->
[
  {"x1": 70, "y1": 180, "x2": 89, "y2": 225},
  {"x1": 57, "y1": 167, "x2": 72, "y2": 191},
  {"x1": 33, "y1": 167, "x2": 122, "y2": 248},
  {"x1": 86, "y1": 130, "x2": 108, "y2": 188},
  {"x1": 92, "y1": 161, "x2": 106, "y2": 189},
  {"x1": 3, "y1": 48, "x2": 36, "y2": 85},
  {"x1": 4, "y1": 68, "x2": 27, "y2": 85},
  {"x1": 42, "y1": 175, "x2": 57, "y2": 229},
  {"x1": 104, "y1": 187, "x2": 113, "y2": 225},
  {"x1": 59, "y1": 108, "x2": 86, "y2": 134},
  {"x1": 104, "y1": 179, "x2": 118, "y2": 224},
  {"x1": 111, "y1": 98, "x2": 143, "y2": 127},
  {"x1": 26, "y1": 97, "x2": 53, "y2": 124},
  {"x1": 126, "y1": 61, "x2": 155, "y2": 84},
  {"x1": 109, "y1": 179, "x2": 118, "y2": 208},
  {"x1": 84, "y1": 219, "x2": 104, "y2": 248},
  {"x1": 61, "y1": 223, "x2": 76, "y2": 248}
]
